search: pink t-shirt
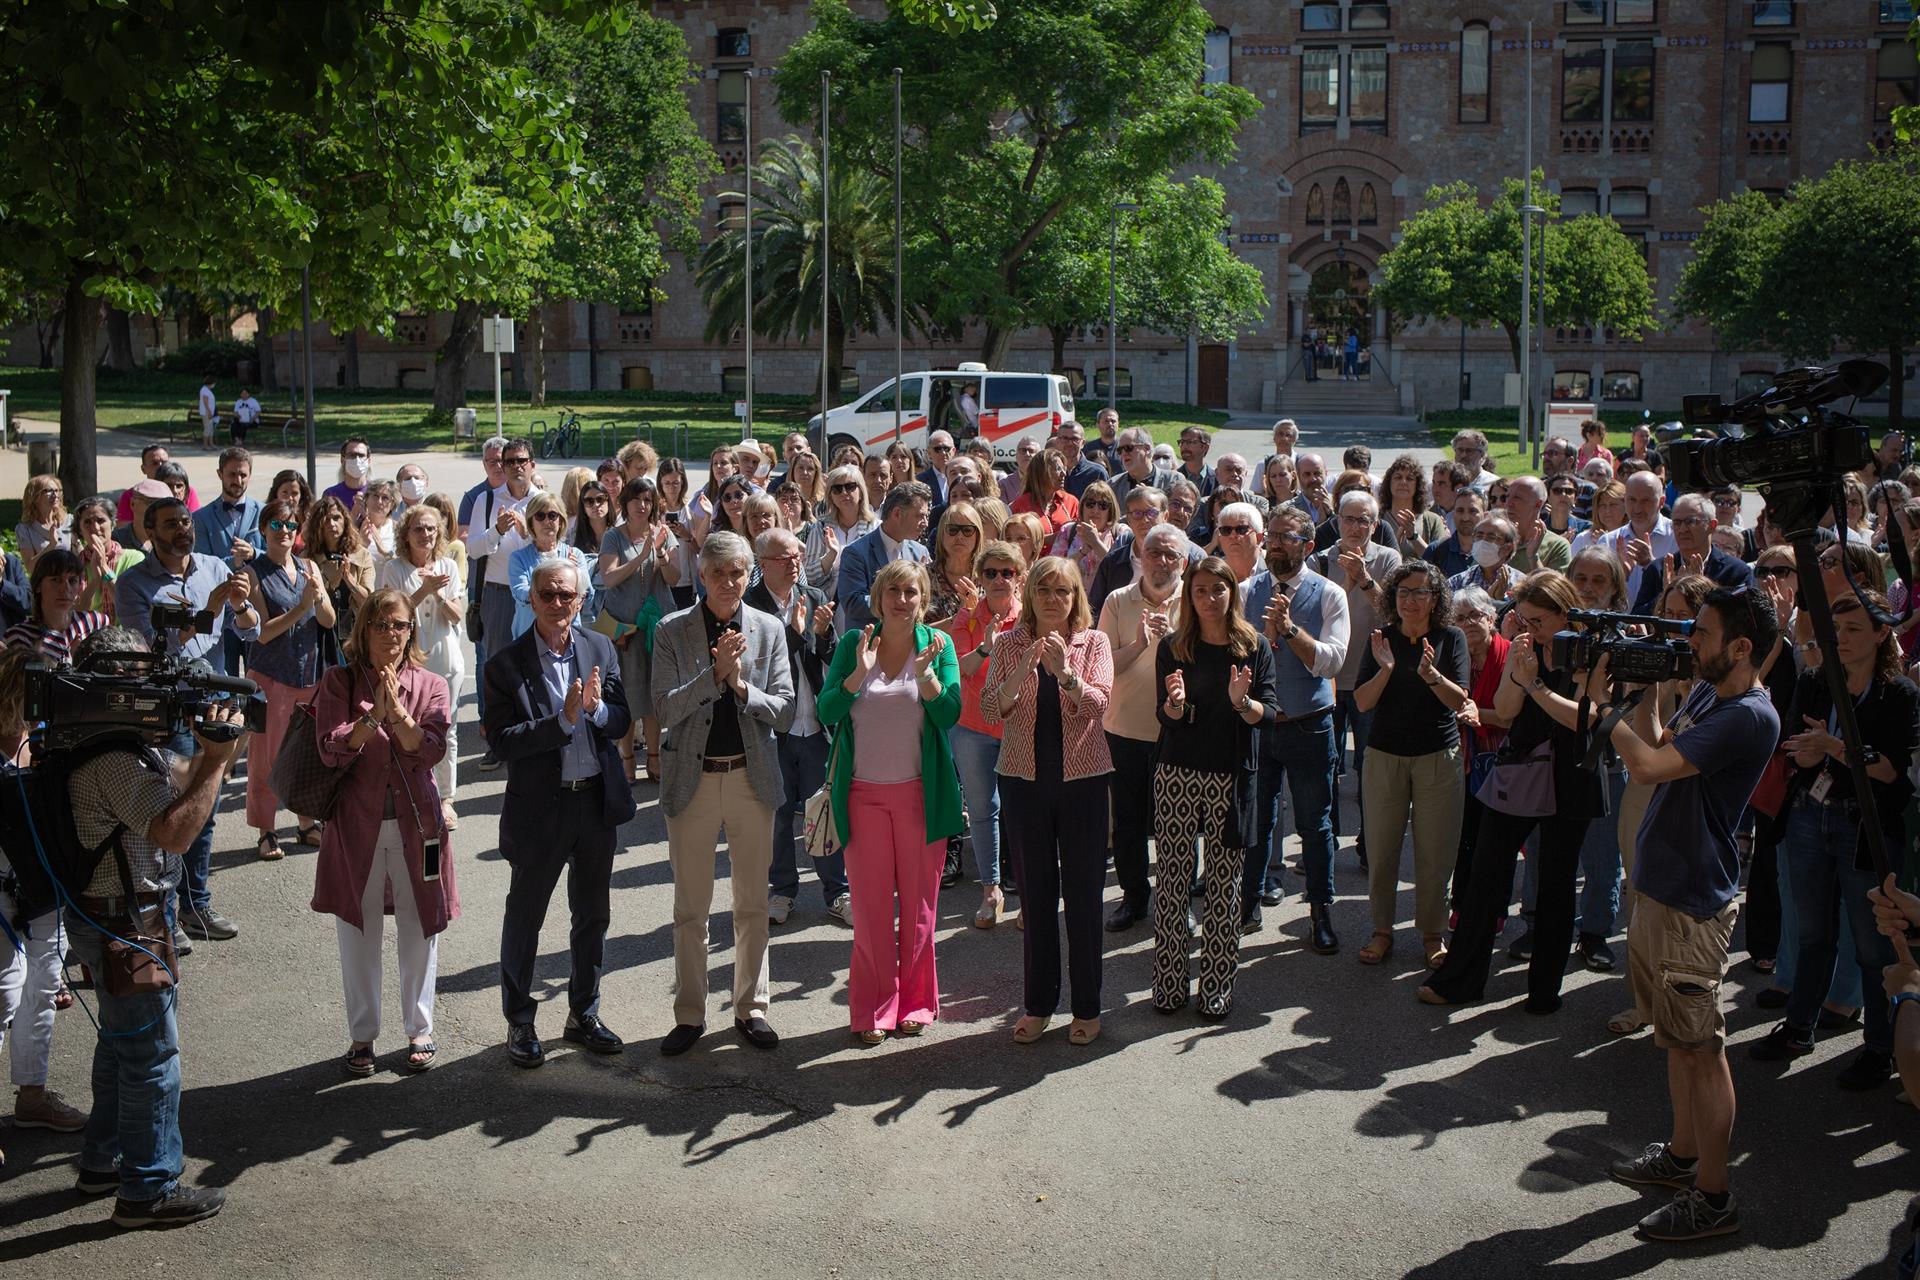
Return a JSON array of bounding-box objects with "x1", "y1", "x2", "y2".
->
[{"x1": 850, "y1": 661, "x2": 924, "y2": 784}]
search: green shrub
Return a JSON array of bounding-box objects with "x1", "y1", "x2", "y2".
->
[{"x1": 152, "y1": 337, "x2": 259, "y2": 379}]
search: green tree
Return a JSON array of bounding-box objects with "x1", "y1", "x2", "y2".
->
[
  {"x1": 774, "y1": 0, "x2": 1259, "y2": 368},
  {"x1": 892, "y1": 0, "x2": 998, "y2": 33},
  {"x1": 521, "y1": 9, "x2": 716, "y2": 406},
  {"x1": 1373, "y1": 174, "x2": 1655, "y2": 373},
  {"x1": 1675, "y1": 149, "x2": 1920, "y2": 430},
  {"x1": 694, "y1": 135, "x2": 916, "y2": 397},
  {"x1": 0, "y1": 0, "x2": 612, "y2": 496}
]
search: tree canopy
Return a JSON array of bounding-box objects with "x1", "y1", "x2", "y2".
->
[
  {"x1": 774, "y1": 0, "x2": 1262, "y2": 367},
  {"x1": 1372, "y1": 174, "x2": 1655, "y2": 373},
  {"x1": 1674, "y1": 148, "x2": 1920, "y2": 430}
]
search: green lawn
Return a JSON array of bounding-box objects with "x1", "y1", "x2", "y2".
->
[{"x1": 3, "y1": 366, "x2": 1224, "y2": 460}]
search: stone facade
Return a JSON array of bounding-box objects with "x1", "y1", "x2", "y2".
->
[{"x1": 262, "y1": 0, "x2": 1920, "y2": 418}]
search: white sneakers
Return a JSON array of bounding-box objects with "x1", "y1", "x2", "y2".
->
[{"x1": 768, "y1": 895, "x2": 795, "y2": 927}]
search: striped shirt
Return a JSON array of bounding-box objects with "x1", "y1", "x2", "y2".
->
[{"x1": 4, "y1": 611, "x2": 111, "y2": 666}]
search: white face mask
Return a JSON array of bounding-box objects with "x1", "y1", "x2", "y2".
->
[
  {"x1": 1471, "y1": 538, "x2": 1505, "y2": 568},
  {"x1": 400, "y1": 478, "x2": 427, "y2": 503},
  {"x1": 344, "y1": 456, "x2": 371, "y2": 480}
]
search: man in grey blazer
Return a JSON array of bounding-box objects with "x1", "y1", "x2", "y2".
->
[{"x1": 651, "y1": 531, "x2": 795, "y2": 1056}]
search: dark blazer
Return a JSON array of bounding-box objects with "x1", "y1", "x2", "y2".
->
[
  {"x1": 1087, "y1": 534, "x2": 1205, "y2": 623},
  {"x1": 917, "y1": 465, "x2": 950, "y2": 507},
  {"x1": 482, "y1": 623, "x2": 636, "y2": 858},
  {"x1": 745, "y1": 578, "x2": 836, "y2": 708},
  {"x1": 1629, "y1": 546, "x2": 1755, "y2": 615}
]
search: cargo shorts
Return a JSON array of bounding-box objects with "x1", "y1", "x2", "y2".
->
[{"x1": 1629, "y1": 895, "x2": 1738, "y2": 1054}]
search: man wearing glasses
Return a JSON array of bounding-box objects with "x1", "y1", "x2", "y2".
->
[
  {"x1": 464, "y1": 439, "x2": 542, "y2": 769},
  {"x1": 1108, "y1": 428, "x2": 1177, "y2": 510},
  {"x1": 1242, "y1": 504, "x2": 1349, "y2": 947},
  {"x1": 1629, "y1": 493, "x2": 1753, "y2": 615},
  {"x1": 746, "y1": 528, "x2": 851, "y2": 930},
  {"x1": 1176, "y1": 427, "x2": 1216, "y2": 499},
  {"x1": 917, "y1": 431, "x2": 956, "y2": 507},
  {"x1": 323, "y1": 437, "x2": 374, "y2": 513},
  {"x1": 1053, "y1": 421, "x2": 1109, "y2": 499},
  {"x1": 1087, "y1": 486, "x2": 1202, "y2": 621},
  {"x1": 486, "y1": 560, "x2": 634, "y2": 1069}
]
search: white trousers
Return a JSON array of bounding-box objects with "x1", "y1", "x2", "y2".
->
[
  {"x1": 0, "y1": 891, "x2": 64, "y2": 1088},
  {"x1": 335, "y1": 820, "x2": 438, "y2": 1042},
  {"x1": 432, "y1": 668, "x2": 464, "y2": 803}
]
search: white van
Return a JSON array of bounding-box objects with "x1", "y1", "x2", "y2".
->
[{"x1": 806, "y1": 362, "x2": 1077, "y2": 465}]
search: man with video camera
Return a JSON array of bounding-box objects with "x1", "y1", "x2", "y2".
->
[
  {"x1": 59, "y1": 625, "x2": 241, "y2": 1227},
  {"x1": 1598, "y1": 586, "x2": 1781, "y2": 1242},
  {"x1": 114, "y1": 496, "x2": 259, "y2": 950}
]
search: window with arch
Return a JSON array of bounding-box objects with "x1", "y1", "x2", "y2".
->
[
  {"x1": 1332, "y1": 178, "x2": 1352, "y2": 224},
  {"x1": 1460, "y1": 22, "x2": 1490, "y2": 123},
  {"x1": 1306, "y1": 183, "x2": 1326, "y2": 224},
  {"x1": 1358, "y1": 184, "x2": 1378, "y2": 224}
]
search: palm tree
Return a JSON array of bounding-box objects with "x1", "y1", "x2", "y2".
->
[{"x1": 696, "y1": 134, "x2": 916, "y2": 396}]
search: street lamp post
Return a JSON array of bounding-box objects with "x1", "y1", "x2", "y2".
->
[
  {"x1": 1107, "y1": 201, "x2": 1136, "y2": 412},
  {"x1": 819, "y1": 70, "x2": 831, "y2": 455},
  {"x1": 743, "y1": 67, "x2": 754, "y2": 443},
  {"x1": 1521, "y1": 202, "x2": 1545, "y2": 468},
  {"x1": 894, "y1": 66, "x2": 903, "y2": 443}
]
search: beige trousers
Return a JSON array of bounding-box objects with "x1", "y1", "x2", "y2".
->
[
  {"x1": 1363, "y1": 746, "x2": 1465, "y2": 935},
  {"x1": 665, "y1": 767, "x2": 775, "y2": 1026}
]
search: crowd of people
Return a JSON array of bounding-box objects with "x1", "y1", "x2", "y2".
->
[{"x1": 7, "y1": 410, "x2": 1920, "y2": 1247}]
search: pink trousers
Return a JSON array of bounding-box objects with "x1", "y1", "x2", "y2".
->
[
  {"x1": 246, "y1": 670, "x2": 311, "y2": 830},
  {"x1": 844, "y1": 779, "x2": 943, "y2": 1032}
]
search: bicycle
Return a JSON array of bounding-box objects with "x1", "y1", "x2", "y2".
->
[{"x1": 537, "y1": 407, "x2": 583, "y2": 459}]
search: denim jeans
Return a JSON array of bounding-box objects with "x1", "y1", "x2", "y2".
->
[
  {"x1": 770, "y1": 731, "x2": 846, "y2": 905},
  {"x1": 1247, "y1": 713, "x2": 1338, "y2": 906},
  {"x1": 1782, "y1": 799, "x2": 1892, "y2": 1051},
  {"x1": 1331, "y1": 692, "x2": 1373, "y2": 844},
  {"x1": 1773, "y1": 807, "x2": 1861, "y2": 1004},
  {"x1": 64, "y1": 909, "x2": 184, "y2": 1202},
  {"x1": 948, "y1": 725, "x2": 1005, "y2": 885},
  {"x1": 166, "y1": 730, "x2": 217, "y2": 915}
]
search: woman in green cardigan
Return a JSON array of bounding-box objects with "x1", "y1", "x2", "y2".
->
[{"x1": 817, "y1": 558, "x2": 965, "y2": 1044}]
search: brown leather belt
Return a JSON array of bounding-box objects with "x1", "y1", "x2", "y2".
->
[
  {"x1": 702, "y1": 755, "x2": 748, "y2": 774},
  {"x1": 76, "y1": 891, "x2": 168, "y2": 918}
]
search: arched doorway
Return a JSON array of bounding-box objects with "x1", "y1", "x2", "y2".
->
[{"x1": 1307, "y1": 260, "x2": 1371, "y2": 345}]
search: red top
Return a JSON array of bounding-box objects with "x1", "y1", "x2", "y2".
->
[
  {"x1": 1462, "y1": 632, "x2": 1511, "y2": 769},
  {"x1": 950, "y1": 599, "x2": 1021, "y2": 738},
  {"x1": 1010, "y1": 489, "x2": 1079, "y2": 536}
]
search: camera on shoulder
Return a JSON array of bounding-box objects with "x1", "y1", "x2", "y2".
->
[
  {"x1": 21, "y1": 649, "x2": 268, "y2": 753},
  {"x1": 1552, "y1": 609, "x2": 1694, "y2": 686}
]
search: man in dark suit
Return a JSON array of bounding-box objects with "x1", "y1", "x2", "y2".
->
[
  {"x1": 747, "y1": 527, "x2": 850, "y2": 928},
  {"x1": 835, "y1": 481, "x2": 932, "y2": 630},
  {"x1": 917, "y1": 430, "x2": 955, "y2": 507},
  {"x1": 1629, "y1": 492, "x2": 1755, "y2": 614},
  {"x1": 484, "y1": 558, "x2": 635, "y2": 1069}
]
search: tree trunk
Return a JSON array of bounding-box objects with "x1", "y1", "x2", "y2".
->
[
  {"x1": 35, "y1": 303, "x2": 63, "y2": 368},
  {"x1": 58, "y1": 270, "x2": 100, "y2": 501},
  {"x1": 1050, "y1": 325, "x2": 1069, "y2": 372},
  {"x1": 257, "y1": 306, "x2": 279, "y2": 392},
  {"x1": 1891, "y1": 345, "x2": 1906, "y2": 436},
  {"x1": 104, "y1": 307, "x2": 136, "y2": 370},
  {"x1": 977, "y1": 322, "x2": 1012, "y2": 370},
  {"x1": 343, "y1": 329, "x2": 361, "y2": 390},
  {"x1": 1502, "y1": 321, "x2": 1522, "y2": 373},
  {"x1": 186, "y1": 307, "x2": 211, "y2": 343},
  {"x1": 526, "y1": 297, "x2": 547, "y2": 407},
  {"x1": 432, "y1": 301, "x2": 482, "y2": 415}
]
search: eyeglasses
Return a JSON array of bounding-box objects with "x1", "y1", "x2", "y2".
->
[
  {"x1": 1083, "y1": 501, "x2": 1112, "y2": 511},
  {"x1": 584, "y1": 496, "x2": 610, "y2": 507},
  {"x1": 946, "y1": 525, "x2": 979, "y2": 537},
  {"x1": 1116, "y1": 444, "x2": 1140, "y2": 454},
  {"x1": 1217, "y1": 524, "x2": 1256, "y2": 537},
  {"x1": 1672, "y1": 516, "x2": 1710, "y2": 528},
  {"x1": 930, "y1": 444, "x2": 953, "y2": 455},
  {"x1": 980, "y1": 566, "x2": 1019, "y2": 580},
  {"x1": 758, "y1": 551, "x2": 802, "y2": 564},
  {"x1": 1273, "y1": 531, "x2": 1313, "y2": 544},
  {"x1": 368, "y1": 619, "x2": 411, "y2": 634},
  {"x1": 1549, "y1": 486, "x2": 1576, "y2": 497},
  {"x1": 536, "y1": 589, "x2": 580, "y2": 604},
  {"x1": 1754, "y1": 564, "x2": 1796, "y2": 580},
  {"x1": 1338, "y1": 514, "x2": 1374, "y2": 527},
  {"x1": 533, "y1": 511, "x2": 564, "y2": 523},
  {"x1": 831, "y1": 483, "x2": 861, "y2": 495},
  {"x1": 1395, "y1": 587, "x2": 1436, "y2": 599},
  {"x1": 408, "y1": 525, "x2": 438, "y2": 536},
  {"x1": 265, "y1": 520, "x2": 299, "y2": 533}
]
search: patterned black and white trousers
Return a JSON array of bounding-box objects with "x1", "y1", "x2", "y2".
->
[{"x1": 1152, "y1": 763, "x2": 1244, "y2": 1016}]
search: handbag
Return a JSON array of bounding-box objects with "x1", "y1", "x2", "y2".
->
[
  {"x1": 269, "y1": 668, "x2": 358, "y2": 820},
  {"x1": 1747, "y1": 747, "x2": 1792, "y2": 820},
  {"x1": 803, "y1": 730, "x2": 848, "y2": 857},
  {"x1": 99, "y1": 844, "x2": 175, "y2": 997},
  {"x1": 1474, "y1": 739, "x2": 1556, "y2": 817}
]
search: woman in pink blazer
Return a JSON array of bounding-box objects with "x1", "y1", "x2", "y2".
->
[
  {"x1": 983, "y1": 556, "x2": 1114, "y2": 1045},
  {"x1": 313, "y1": 587, "x2": 458, "y2": 1076}
]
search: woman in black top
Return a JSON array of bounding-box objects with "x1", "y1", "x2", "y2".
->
[
  {"x1": 1353, "y1": 560, "x2": 1471, "y2": 968},
  {"x1": 1750, "y1": 588, "x2": 1920, "y2": 1091},
  {"x1": 1151, "y1": 556, "x2": 1277, "y2": 1020},
  {"x1": 1420, "y1": 569, "x2": 1606, "y2": 1013}
]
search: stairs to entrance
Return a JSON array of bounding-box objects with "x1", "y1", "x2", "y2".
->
[{"x1": 1280, "y1": 375, "x2": 1403, "y2": 417}]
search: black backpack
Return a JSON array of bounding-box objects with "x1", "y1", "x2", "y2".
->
[{"x1": 0, "y1": 738, "x2": 159, "y2": 919}]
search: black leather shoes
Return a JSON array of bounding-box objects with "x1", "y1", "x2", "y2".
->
[
  {"x1": 1259, "y1": 889, "x2": 1285, "y2": 908},
  {"x1": 506, "y1": 1023, "x2": 544, "y2": 1069},
  {"x1": 940, "y1": 839, "x2": 963, "y2": 888},
  {"x1": 659, "y1": 1023, "x2": 704, "y2": 1056},
  {"x1": 563, "y1": 1014, "x2": 625, "y2": 1054},
  {"x1": 1105, "y1": 899, "x2": 1148, "y2": 932},
  {"x1": 734, "y1": 1015, "x2": 779, "y2": 1049},
  {"x1": 1309, "y1": 903, "x2": 1340, "y2": 955}
]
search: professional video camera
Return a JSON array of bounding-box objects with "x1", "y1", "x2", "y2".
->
[
  {"x1": 149, "y1": 599, "x2": 217, "y2": 636},
  {"x1": 1551, "y1": 608, "x2": 1694, "y2": 685},
  {"x1": 1666, "y1": 360, "x2": 1885, "y2": 495},
  {"x1": 21, "y1": 650, "x2": 267, "y2": 753}
]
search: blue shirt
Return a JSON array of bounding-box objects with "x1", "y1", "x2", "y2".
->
[
  {"x1": 191, "y1": 495, "x2": 262, "y2": 563},
  {"x1": 1633, "y1": 681, "x2": 1779, "y2": 917},
  {"x1": 535, "y1": 629, "x2": 610, "y2": 781},
  {"x1": 114, "y1": 553, "x2": 260, "y2": 673}
]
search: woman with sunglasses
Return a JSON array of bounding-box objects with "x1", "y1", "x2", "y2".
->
[
  {"x1": 377, "y1": 503, "x2": 467, "y2": 830},
  {"x1": 312, "y1": 588, "x2": 456, "y2": 1076},
  {"x1": 1544, "y1": 476, "x2": 1589, "y2": 539},
  {"x1": 508, "y1": 491, "x2": 595, "y2": 640},
  {"x1": 948, "y1": 540, "x2": 1027, "y2": 928},
  {"x1": 806, "y1": 465, "x2": 878, "y2": 605},
  {"x1": 243, "y1": 498, "x2": 337, "y2": 859},
  {"x1": 1010, "y1": 448, "x2": 1079, "y2": 538},
  {"x1": 708, "y1": 475, "x2": 756, "y2": 542},
  {"x1": 928, "y1": 502, "x2": 987, "y2": 626},
  {"x1": 1049, "y1": 479, "x2": 1118, "y2": 585},
  {"x1": 1150, "y1": 556, "x2": 1276, "y2": 1020},
  {"x1": 567, "y1": 480, "x2": 615, "y2": 622},
  {"x1": 269, "y1": 470, "x2": 313, "y2": 545},
  {"x1": 15, "y1": 474, "x2": 69, "y2": 573}
]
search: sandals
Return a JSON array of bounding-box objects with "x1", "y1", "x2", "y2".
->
[
  {"x1": 1068, "y1": 1018, "x2": 1100, "y2": 1046},
  {"x1": 855, "y1": 1029, "x2": 887, "y2": 1045},
  {"x1": 644, "y1": 751, "x2": 661, "y2": 782},
  {"x1": 1422, "y1": 933, "x2": 1449, "y2": 968},
  {"x1": 257, "y1": 832, "x2": 284, "y2": 861},
  {"x1": 343, "y1": 1043, "x2": 376, "y2": 1077},
  {"x1": 896, "y1": 1020, "x2": 926, "y2": 1037},
  {"x1": 296, "y1": 821, "x2": 324, "y2": 847},
  {"x1": 1607, "y1": 1007, "x2": 1648, "y2": 1035},
  {"x1": 1011, "y1": 1016, "x2": 1050, "y2": 1044},
  {"x1": 1357, "y1": 930, "x2": 1394, "y2": 965},
  {"x1": 405, "y1": 1040, "x2": 437, "y2": 1073},
  {"x1": 974, "y1": 888, "x2": 1003, "y2": 930},
  {"x1": 1750, "y1": 955, "x2": 1777, "y2": 975}
]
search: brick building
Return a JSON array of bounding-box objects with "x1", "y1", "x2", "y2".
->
[{"x1": 266, "y1": 0, "x2": 1920, "y2": 419}]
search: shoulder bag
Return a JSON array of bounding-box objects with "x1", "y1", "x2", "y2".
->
[
  {"x1": 270, "y1": 667, "x2": 358, "y2": 820},
  {"x1": 803, "y1": 730, "x2": 848, "y2": 857}
]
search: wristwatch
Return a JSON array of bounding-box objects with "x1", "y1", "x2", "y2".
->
[
  {"x1": 358, "y1": 713, "x2": 380, "y2": 732},
  {"x1": 1357, "y1": 578, "x2": 1377, "y2": 592},
  {"x1": 1236, "y1": 694, "x2": 1253, "y2": 712},
  {"x1": 1284, "y1": 623, "x2": 1301, "y2": 641},
  {"x1": 1529, "y1": 676, "x2": 1546, "y2": 693}
]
